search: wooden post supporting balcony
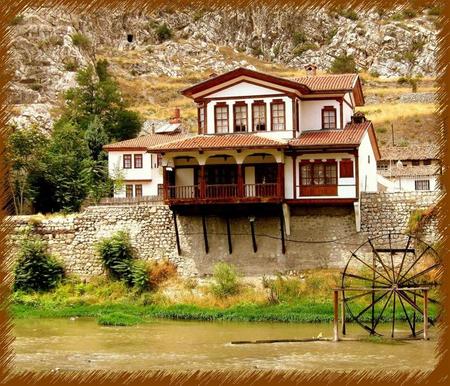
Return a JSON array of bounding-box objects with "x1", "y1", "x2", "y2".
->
[
  {"x1": 277, "y1": 163, "x2": 285, "y2": 198},
  {"x1": 237, "y1": 164, "x2": 244, "y2": 197},
  {"x1": 200, "y1": 165, "x2": 206, "y2": 199},
  {"x1": 162, "y1": 166, "x2": 168, "y2": 200}
]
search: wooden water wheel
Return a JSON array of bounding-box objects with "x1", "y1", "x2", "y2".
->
[{"x1": 341, "y1": 233, "x2": 441, "y2": 338}]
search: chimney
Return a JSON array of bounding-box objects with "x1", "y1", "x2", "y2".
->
[
  {"x1": 305, "y1": 64, "x2": 317, "y2": 76},
  {"x1": 351, "y1": 111, "x2": 366, "y2": 124},
  {"x1": 169, "y1": 107, "x2": 181, "y2": 124}
]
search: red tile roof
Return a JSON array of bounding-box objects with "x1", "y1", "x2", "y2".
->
[
  {"x1": 380, "y1": 145, "x2": 439, "y2": 161},
  {"x1": 292, "y1": 74, "x2": 359, "y2": 91},
  {"x1": 103, "y1": 133, "x2": 190, "y2": 151},
  {"x1": 289, "y1": 121, "x2": 370, "y2": 147},
  {"x1": 149, "y1": 134, "x2": 287, "y2": 152}
]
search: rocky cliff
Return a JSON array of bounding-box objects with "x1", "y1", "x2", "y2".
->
[{"x1": 7, "y1": 5, "x2": 439, "y2": 130}]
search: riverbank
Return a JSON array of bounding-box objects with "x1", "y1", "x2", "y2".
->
[{"x1": 9, "y1": 270, "x2": 438, "y2": 326}]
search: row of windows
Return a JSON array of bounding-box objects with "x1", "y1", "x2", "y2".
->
[
  {"x1": 123, "y1": 154, "x2": 143, "y2": 169},
  {"x1": 299, "y1": 159, "x2": 354, "y2": 186},
  {"x1": 122, "y1": 154, "x2": 163, "y2": 169},
  {"x1": 198, "y1": 102, "x2": 338, "y2": 133},
  {"x1": 415, "y1": 180, "x2": 430, "y2": 191},
  {"x1": 125, "y1": 184, "x2": 143, "y2": 198}
]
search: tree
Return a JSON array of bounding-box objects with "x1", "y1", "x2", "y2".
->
[
  {"x1": 32, "y1": 122, "x2": 91, "y2": 213},
  {"x1": 329, "y1": 54, "x2": 357, "y2": 74},
  {"x1": 6, "y1": 125, "x2": 48, "y2": 214}
]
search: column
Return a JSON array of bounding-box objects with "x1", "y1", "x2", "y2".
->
[
  {"x1": 237, "y1": 163, "x2": 244, "y2": 197},
  {"x1": 200, "y1": 164, "x2": 206, "y2": 199}
]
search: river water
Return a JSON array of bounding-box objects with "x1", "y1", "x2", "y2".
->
[{"x1": 13, "y1": 318, "x2": 437, "y2": 372}]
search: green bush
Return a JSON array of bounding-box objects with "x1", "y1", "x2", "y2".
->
[
  {"x1": 210, "y1": 262, "x2": 240, "y2": 298},
  {"x1": 292, "y1": 42, "x2": 317, "y2": 57},
  {"x1": 13, "y1": 233, "x2": 64, "y2": 292},
  {"x1": 96, "y1": 231, "x2": 134, "y2": 282},
  {"x1": 10, "y1": 14, "x2": 24, "y2": 25},
  {"x1": 71, "y1": 33, "x2": 91, "y2": 49},
  {"x1": 402, "y1": 8, "x2": 417, "y2": 19},
  {"x1": 427, "y1": 6, "x2": 442, "y2": 16},
  {"x1": 329, "y1": 54, "x2": 357, "y2": 73},
  {"x1": 155, "y1": 23, "x2": 173, "y2": 42},
  {"x1": 131, "y1": 260, "x2": 150, "y2": 292},
  {"x1": 263, "y1": 274, "x2": 302, "y2": 303},
  {"x1": 292, "y1": 30, "x2": 307, "y2": 46},
  {"x1": 338, "y1": 8, "x2": 358, "y2": 21},
  {"x1": 64, "y1": 59, "x2": 78, "y2": 72}
]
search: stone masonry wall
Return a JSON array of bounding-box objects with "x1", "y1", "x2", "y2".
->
[
  {"x1": 7, "y1": 191, "x2": 440, "y2": 278},
  {"x1": 360, "y1": 191, "x2": 440, "y2": 244}
]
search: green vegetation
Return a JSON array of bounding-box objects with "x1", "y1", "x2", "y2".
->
[
  {"x1": 292, "y1": 30, "x2": 307, "y2": 46},
  {"x1": 210, "y1": 262, "x2": 241, "y2": 298},
  {"x1": 6, "y1": 60, "x2": 142, "y2": 214},
  {"x1": 63, "y1": 59, "x2": 78, "y2": 72},
  {"x1": 329, "y1": 54, "x2": 357, "y2": 74},
  {"x1": 292, "y1": 42, "x2": 317, "y2": 57},
  {"x1": 13, "y1": 231, "x2": 64, "y2": 292},
  {"x1": 155, "y1": 23, "x2": 173, "y2": 42},
  {"x1": 10, "y1": 14, "x2": 25, "y2": 25},
  {"x1": 97, "y1": 312, "x2": 142, "y2": 326},
  {"x1": 338, "y1": 8, "x2": 359, "y2": 21},
  {"x1": 71, "y1": 33, "x2": 91, "y2": 49}
]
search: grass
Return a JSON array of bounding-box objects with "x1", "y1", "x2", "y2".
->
[{"x1": 8, "y1": 270, "x2": 439, "y2": 326}]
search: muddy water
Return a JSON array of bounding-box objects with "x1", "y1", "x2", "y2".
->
[{"x1": 13, "y1": 318, "x2": 437, "y2": 372}]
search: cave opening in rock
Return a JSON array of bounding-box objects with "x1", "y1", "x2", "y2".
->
[{"x1": 127, "y1": 34, "x2": 133, "y2": 43}]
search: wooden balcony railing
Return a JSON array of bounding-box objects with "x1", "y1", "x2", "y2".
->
[
  {"x1": 165, "y1": 182, "x2": 282, "y2": 203},
  {"x1": 206, "y1": 184, "x2": 238, "y2": 199},
  {"x1": 244, "y1": 183, "x2": 278, "y2": 197}
]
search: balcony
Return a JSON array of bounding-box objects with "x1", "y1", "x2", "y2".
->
[{"x1": 165, "y1": 182, "x2": 282, "y2": 205}]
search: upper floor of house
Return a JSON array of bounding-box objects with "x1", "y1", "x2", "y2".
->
[{"x1": 184, "y1": 65, "x2": 365, "y2": 140}]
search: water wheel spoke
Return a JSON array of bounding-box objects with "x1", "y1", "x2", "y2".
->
[
  {"x1": 398, "y1": 293, "x2": 415, "y2": 337},
  {"x1": 344, "y1": 291, "x2": 375, "y2": 302},
  {"x1": 344, "y1": 302, "x2": 382, "y2": 336},
  {"x1": 397, "y1": 291, "x2": 435, "y2": 327},
  {"x1": 397, "y1": 245, "x2": 431, "y2": 283},
  {"x1": 391, "y1": 291, "x2": 396, "y2": 337},
  {"x1": 399, "y1": 263, "x2": 440, "y2": 287},
  {"x1": 396, "y1": 235, "x2": 412, "y2": 283},
  {"x1": 404, "y1": 290, "x2": 440, "y2": 305},
  {"x1": 350, "y1": 253, "x2": 392, "y2": 284},
  {"x1": 354, "y1": 291, "x2": 390, "y2": 321},
  {"x1": 344, "y1": 272, "x2": 391, "y2": 287},
  {"x1": 368, "y1": 238, "x2": 395, "y2": 282},
  {"x1": 372, "y1": 290, "x2": 394, "y2": 331},
  {"x1": 388, "y1": 233, "x2": 395, "y2": 283}
]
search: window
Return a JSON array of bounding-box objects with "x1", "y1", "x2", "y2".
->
[
  {"x1": 322, "y1": 106, "x2": 337, "y2": 129},
  {"x1": 234, "y1": 103, "x2": 248, "y2": 132},
  {"x1": 135, "y1": 184, "x2": 143, "y2": 197},
  {"x1": 415, "y1": 180, "x2": 430, "y2": 191},
  {"x1": 423, "y1": 159, "x2": 431, "y2": 165},
  {"x1": 412, "y1": 160, "x2": 420, "y2": 166},
  {"x1": 157, "y1": 184, "x2": 164, "y2": 197},
  {"x1": 134, "y1": 154, "x2": 143, "y2": 168},
  {"x1": 123, "y1": 154, "x2": 132, "y2": 169},
  {"x1": 252, "y1": 102, "x2": 266, "y2": 131},
  {"x1": 271, "y1": 101, "x2": 285, "y2": 131},
  {"x1": 340, "y1": 159, "x2": 354, "y2": 178},
  {"x1": 368, "y1": 155, "x2": 370, "y2": 164},
  {"x1": 125, "y1": 184, "x2": 133, "y2": 198},
  {"x1": 198, "y1": 106, "x2": 205, "y2": 133},
  {"x1": 157, "y1": 154, "x2": 162, "y2": 167},
  {"x1": 215, "y1": 104, "x2": 229, "y2": 133},
  {"x1": 300, "y1": 161, "x2": 337, "y2": 186}
]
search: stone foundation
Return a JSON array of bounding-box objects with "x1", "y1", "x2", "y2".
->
[{"x1": 7, "y1": 191, "x2": 440, "y2": 278}]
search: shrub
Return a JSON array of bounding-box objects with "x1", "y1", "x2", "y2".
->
[
  {"x1": 369, "y1": 69, "x2": 380, "y2": 78},
  {"x1": 10, "y1": 14, "x2": 24, "y2": 26},
  {"x1": 64, "y1": 59, "x2": 78, "y2": 72},
  {"x1": 325, "y1": 28, "x2": 338, "y2": 44},
  {"x1": 427, "y1": 6, "x2": 442, "y2": 16},
  {"x1": 210, "y1": 262, "x2": 240, "y2": 298},
  {"x1": 13, "y1": 233, "x2": 64, "y2": 292},
  {"x1": 329, "y1": 54, "x2": 357, "y2": 74},
  {"x1": 338, "y1": 8, "x2": 359, "y2": 21},
  {"x1": 71, "y1": 33, "x2": 91, "y2": 49},
  {"x1": 131, "y1": 260, "x2": 150, "y2": 292},
  {"x1": 292, "y1": 30, "x2": 307, "y2": 46},
  {"x1": 402, "y1": 8, "x2": 417, "y2": 19},
  {"x1": 292, "y1": 42, "x2": 317, "y2": 57},
  {"x1": 263, "y1": 274, "x2": 302, "y2": 303},
  {"x1": 155, "y1": 23, "x2": 173, "y2": 42},
  {"x1": 148, "y1": 259, "x2": 177, "y2": 288},
  {"x1": 97, "y1": 312, "x2": 142, "y2": 326},
  {"x1": 96, "y1": 231, "x2": 134, "y2": 282}
]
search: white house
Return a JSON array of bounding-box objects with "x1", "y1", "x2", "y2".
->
[
  {"x1": 377, "y1": 145, "x2": 441, "y2": 192},
  {"x1": 104, "y1": 66, "x2": 380, "y2": 208}
]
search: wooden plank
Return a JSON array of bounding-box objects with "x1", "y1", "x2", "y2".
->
[
  {"x1": 226, "y1": 217, "x2": 232, "y2": 254},
  {"x1": 172, "y1": 211, "x2": 181, "y2": 255},
  {"x1": 202, "y1": 214, "x2": 209, "y2": 254}
]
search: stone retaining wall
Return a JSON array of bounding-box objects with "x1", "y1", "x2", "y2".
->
[{"x1": 7, "y1": 191, "x2": 440, "y2": 278}]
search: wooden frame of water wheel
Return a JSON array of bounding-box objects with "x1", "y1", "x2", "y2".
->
[{"x1": 335, "y1": 233, "x2": 441, "y2": 340}]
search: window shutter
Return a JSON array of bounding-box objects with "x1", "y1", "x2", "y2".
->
[{"x1": 340, "y1": 159, "x2": 354, "y2": 178}]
